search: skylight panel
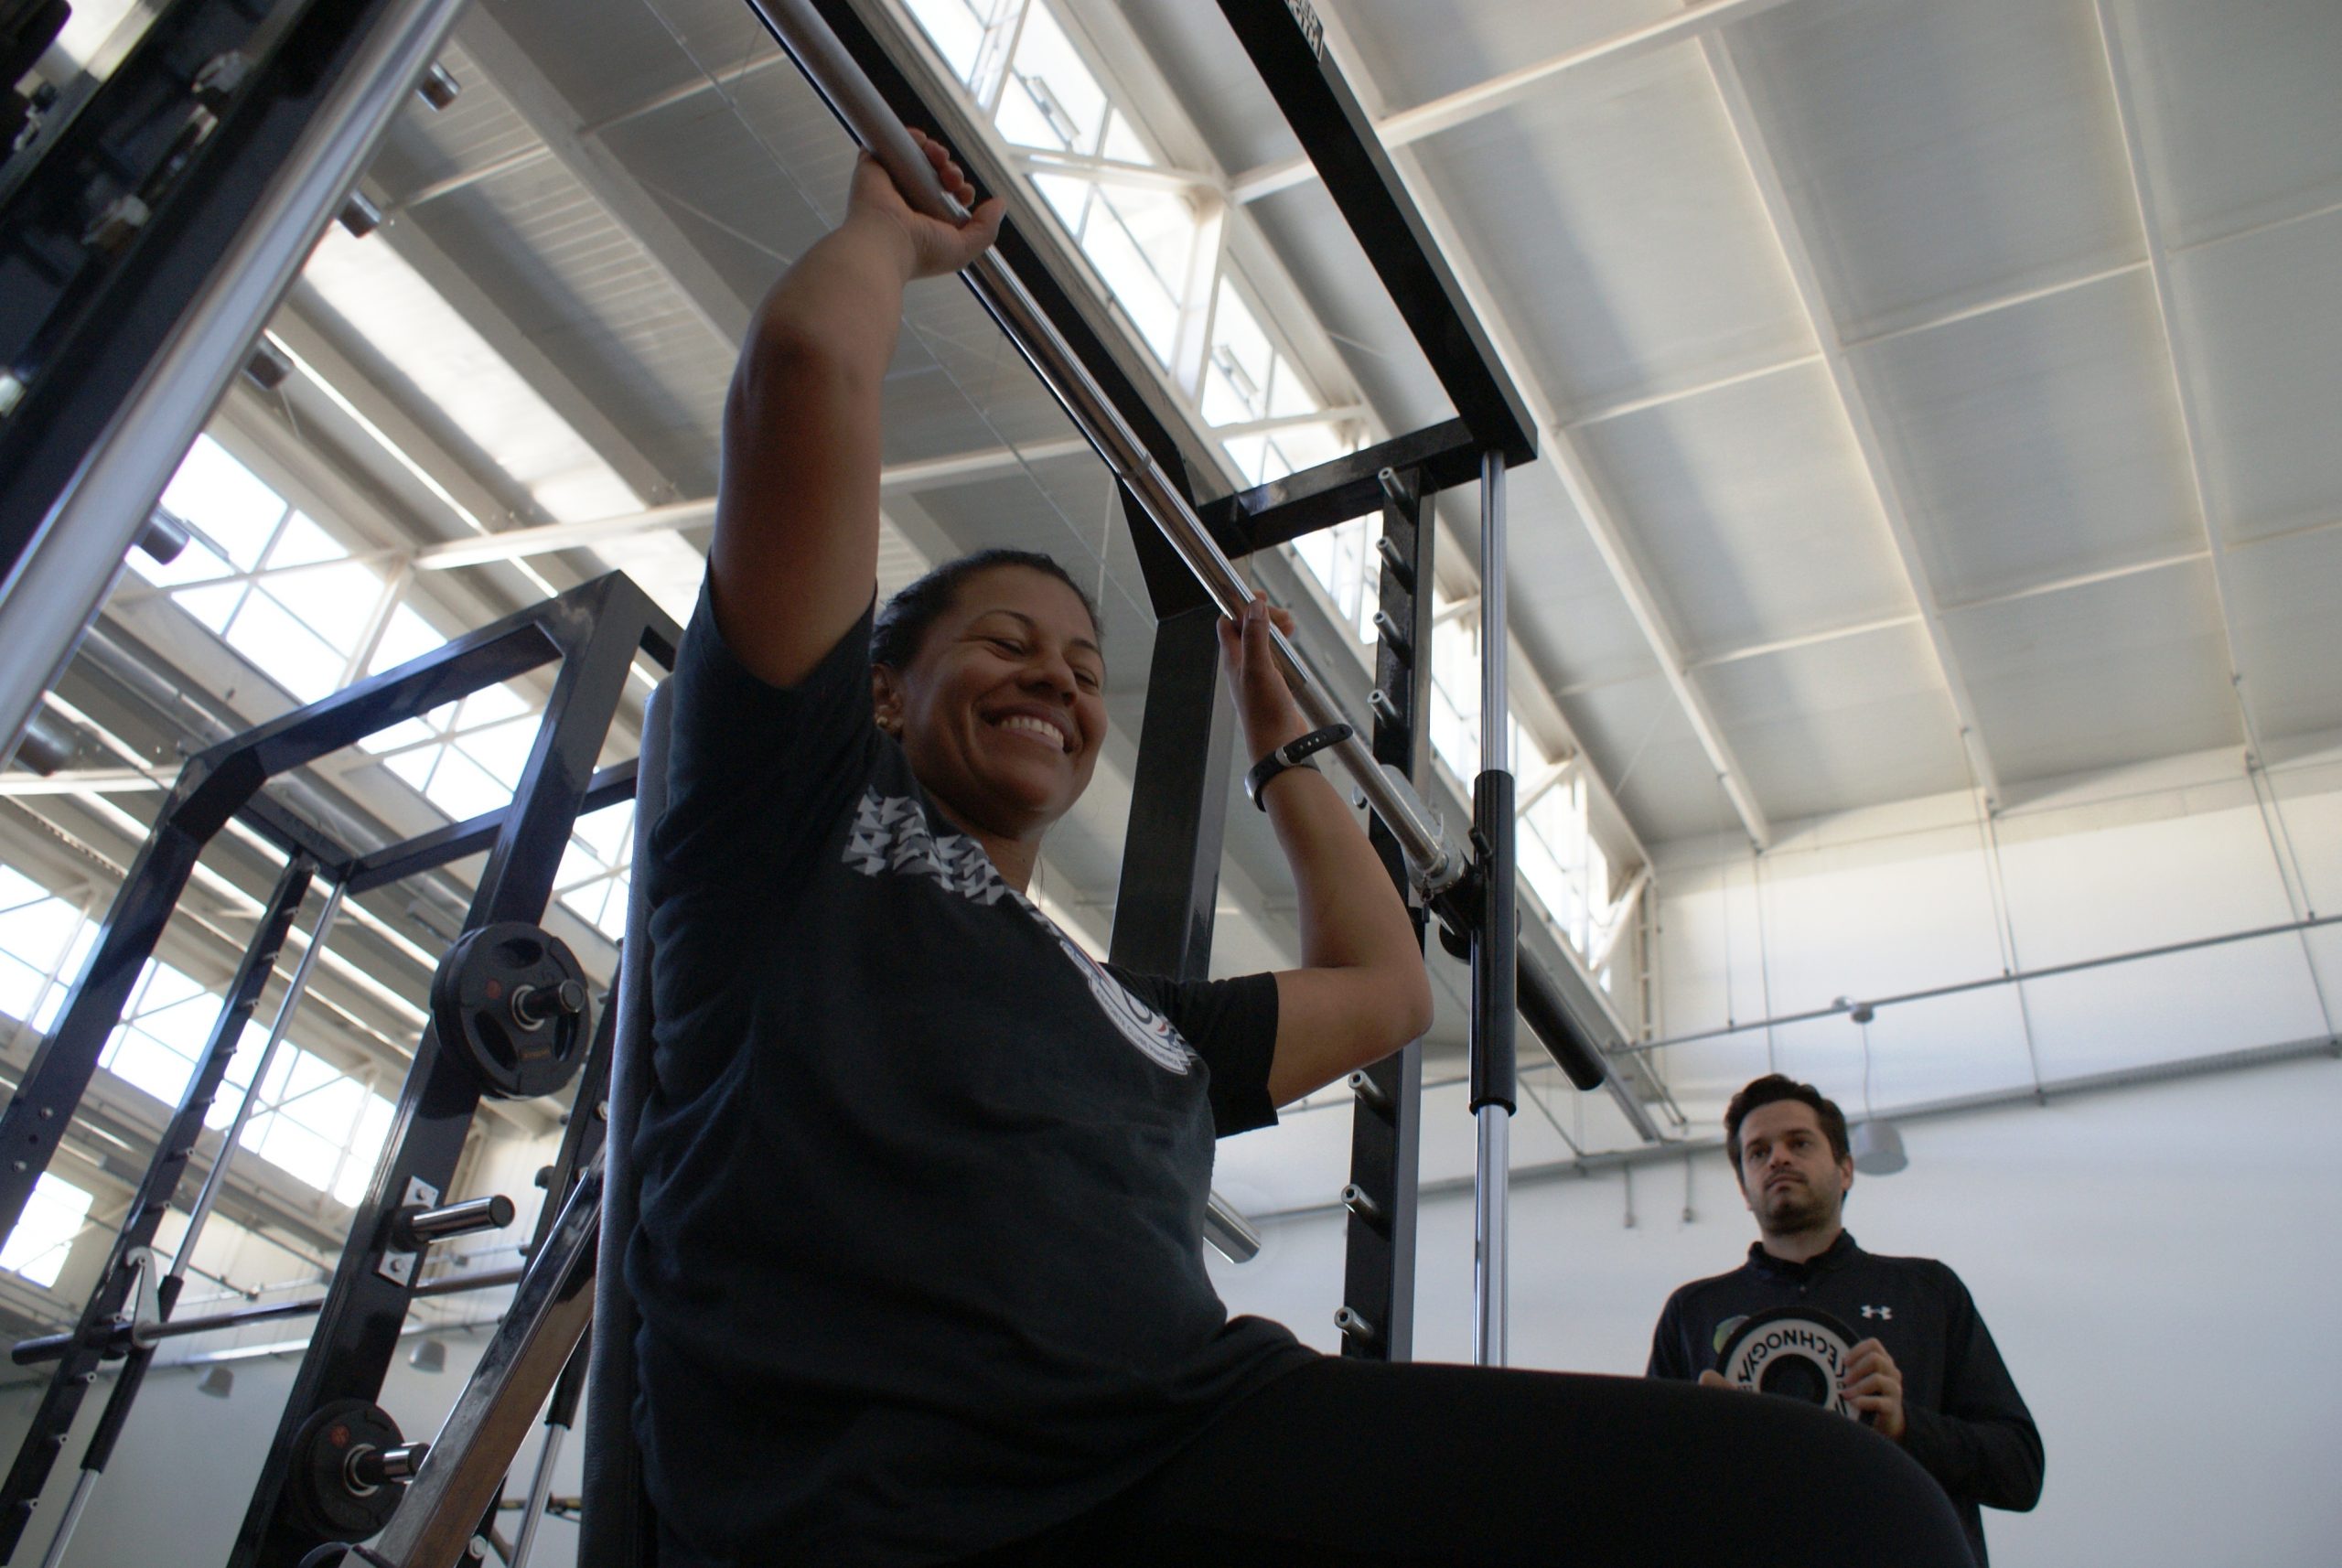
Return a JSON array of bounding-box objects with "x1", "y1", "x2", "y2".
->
[
  {"x1": 159, "y1": 435, "x2": 285, "y2": 571},
  {"x1": 556, "y1": 800, "x2": 635, "y2": 944},
  {"x1": 0, "y1": 1175, "x2": 92, "y2": 1289},
  {"x1": 263, "y1": 561, "x2": 389, "y2": 660},
  {"x1": 230, "y1": 1041, "x2": 388, "y2": 1199},
  {"x1": 97, "y1": 957, "x2": 221, "y2": 1106},
  {"x1": 334, "y1": 1094, "x2": 394, "y2": 1207},
  {"x1": 0, "y1": 872, "x2": 91, "y2": 1027},
  {"x1": 901, "y1": 0, "x2": 998, "y2": 85},
  {"x1": 222, "y1": 592, "x2": 344, "y2": 703},
  {"x1": 998, "y1": 5, "x2": 1108, "y2": 153},
  {"x1": 263, "y1": 512, "x2": 348, "y2": 571},
  {"x1": 367, "y1": 603, "x2": 450, "y2": 675},
  {"x1": 124, "y1": 528, "x2": 234, "y2": 589}
]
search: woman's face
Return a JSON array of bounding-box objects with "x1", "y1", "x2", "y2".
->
[{"x1": 874, "y1": 565, "x2": 1107, "y2": 844}]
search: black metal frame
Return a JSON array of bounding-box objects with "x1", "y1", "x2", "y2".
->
[
  {"x1": 0, "y1": 572, "x2": 675, "y2": 1564},
  {"x1": 1338, "y1": 468, "x2": 1434, "y2": 1360}
]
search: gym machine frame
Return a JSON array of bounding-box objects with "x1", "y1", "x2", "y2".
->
[
  {"x1": 0, "y1": 0, "x2": 1626, "y2": 1561},
  {"x1": 0, "y1": 572, "x2": 679, "y2": 1565}
]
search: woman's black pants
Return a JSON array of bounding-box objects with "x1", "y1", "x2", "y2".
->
[{"x1": 953, "y1": 1358, "x2": 1977, "y2": 1567}]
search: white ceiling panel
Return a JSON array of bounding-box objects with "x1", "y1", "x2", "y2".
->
[
  {"x1": 1948, "y1": 561, "x2": 2239, "y2": 784},
  {"x1": 2111, "y1": 0, "x2": 2342, "y2": 250},
  {"x1": 1729, "y1": 0, "x2": 2142, "y2": 339},
  {"x1": 1413, "y1": 48, "x2": 1812, "y2": 419},
  {"x1": 2224, "y1": 524, "x2": 2342, "y2": 747},
  {"x1": 1700, "y1": 623, "x2": 1968, "y2": 821},
  {"x1": 424, "y1": 162, "x2": 733, "y2": 495},
  {"x1": 508, "y1": 0, "x2": 771, "y2": 129},
  {"x1": 1574, "y1": 364, "x2": 1913, "y2": 658},
  {"x1": 1566, "y1": 674, "x2": 1735, "y2": 844},
  {"x1": 1335, "y1": 0, "x2": 1681, "y2": 111},
  {"x1": 1489, "y1": 467, "x2": 1660, "y2": 696},
  {"x1": 1856, "y1": 269, "x2": 2197, "y2": 605},
  {"x1": 2173, "y1": 205, "x2": 2342, "y2": 545},
  {"x1": 597, "y1": 91, "x2": 847, "y2": 310}
]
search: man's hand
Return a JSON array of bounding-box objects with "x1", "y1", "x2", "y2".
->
[
  {"x1": 846, "y1": 129, "x2": 1003, "y2": 282},
  {"x1": 1697, "y1": 1369, "x2": 1735, "y2": 1391},
  {"x1": 1216, "y1": 596, "x2": 1310, "y2": 765},
  {"x1": 1843, "y1": 1337, "x2": 1907, "y2": 1440}
]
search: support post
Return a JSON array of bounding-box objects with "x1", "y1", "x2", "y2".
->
[
  {"x1": 1107, "y1": 589, "x2": 1234, "y2": 981},
  {"x1": 1338, "y1": 467, "x2": 1433, "y2": 1361},
  {"x1": 1470, "y1": 452, "x2": 1517, "y2": 1369}
]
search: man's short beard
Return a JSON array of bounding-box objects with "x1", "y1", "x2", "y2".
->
[{"x1": 1759, "y1": 1181, "x2": 1835, "y2": 1236}]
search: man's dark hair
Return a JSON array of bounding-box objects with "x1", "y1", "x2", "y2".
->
[
  {"x1": 871, "y1": 548, "x2": 1101, "y2": 671},
  {"x1": 1724, "y1": 1074, "x2": 1851, "y2": 1175}
]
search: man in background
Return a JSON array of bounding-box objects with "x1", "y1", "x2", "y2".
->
[{"x1": 1649, "y1": 1074, "x2": 2045, "y2": 1564}]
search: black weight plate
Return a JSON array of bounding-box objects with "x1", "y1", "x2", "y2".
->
[
  {"x1": 286, "y1": 1398, "x2": 404, "y2": 1540},
  {"x1": 1716, "y1": 1305, "x2": 1859, "y2": 1420},
  {"x1": 430, "y1": 921, "x2": 593, "y2": 1101}
]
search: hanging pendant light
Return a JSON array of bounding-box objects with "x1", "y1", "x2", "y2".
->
[
  {"x1": 1851, "y1": 1119, "x2": 1909, "y2": 1176},
  {"x1": 1845, "y1": 1002, "x2": 1908, "y2": 1175}
]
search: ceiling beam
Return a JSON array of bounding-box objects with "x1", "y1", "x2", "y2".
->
[
  {"x1": 412, "y1": 435, "x2": 1096, "y2": 570},
  {"x1": 453, "y1": 10, "x2": 755, "y2": 352},
  {"x1": 1304, "y1": 10, "x2": 1772, "y2": 848},
  {"x1": 1230, "y1": 0, "x2": 1799, "y2": 203},
  {"x1": 2087, "y1": 0, "x2": 2259, "y2": 758},
  {"x1": 1701, "y1": 35, "x2": 2005, "y2": 809}
]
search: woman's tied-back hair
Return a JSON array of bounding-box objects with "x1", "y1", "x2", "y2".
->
[{"x1": 872, "y1": 548, "x2": 1102, "y2": 671}]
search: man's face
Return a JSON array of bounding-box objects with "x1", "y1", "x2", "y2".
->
[
  {"x1": 874, "y1": 565, "x2": 1107, "y2": 843},
  {"x1": 1735, "y1": 1100, "x2": 1852, "y2": 1239}
]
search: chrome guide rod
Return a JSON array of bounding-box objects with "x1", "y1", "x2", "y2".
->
[
  {"x1": 172, "y1": 884, "x2": 345, "y2": 1285},
  {"x1": 748, "y1": 0, "x2": 1458, "y2": 893},
  {"x1": 1472, "y1": 449, "x2": 1514, "y2": 1368},
  {"x1": 0, "y1": 0, "x2": 478, "y2": 767},
  {"x1": 508, "y1": 1422, "x2": 567, "y2": 1568}
]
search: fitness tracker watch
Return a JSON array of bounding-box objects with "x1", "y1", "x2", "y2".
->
[{"x1": 1243, "y1": 724, "x2": 1353, "y2": 811}]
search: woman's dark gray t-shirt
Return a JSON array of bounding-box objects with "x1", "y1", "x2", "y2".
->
[{"x1": 629, "y1": 596, "x2": 1314, "y2": 1566}]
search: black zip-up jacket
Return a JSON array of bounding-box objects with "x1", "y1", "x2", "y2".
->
[{"x1": 1649, "y1": 1231, "x2": 2044, "y2": 1566}]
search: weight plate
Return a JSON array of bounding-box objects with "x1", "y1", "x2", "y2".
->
[
  {"x1": 1716, "y1": 1305, "x2": 1859, "y2": 1420},
  {"x1": 287, "y1": 1398, "x2": 405, "y2": 1540},
  {"x1": 430, "y1": 921, "x2": 593, "y2": 1101}
]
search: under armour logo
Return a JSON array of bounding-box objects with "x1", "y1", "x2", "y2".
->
[{"x1": 1861, "y1": 1305, "x2": 1893, "y2": 1320}]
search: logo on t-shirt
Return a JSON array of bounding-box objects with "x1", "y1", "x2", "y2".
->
[
  {"x1": 842, "y1": 789, "x2": 1014, "y2": 905},
  {"x1": 842, "y1": 789, "x2": 1199, "y2": 1076}
]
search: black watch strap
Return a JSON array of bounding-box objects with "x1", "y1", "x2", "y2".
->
[{"x1": 1244, "y1": 724, "x2": 1353, "y2": 811}]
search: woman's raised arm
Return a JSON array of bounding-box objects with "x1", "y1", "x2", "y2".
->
[
  {"x1": 1219, "y1": 599, "x2": 1436, "y2": 1105},
  {"x1": 708, "y1": 134, "x2": 1000, "y2": 688}
]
